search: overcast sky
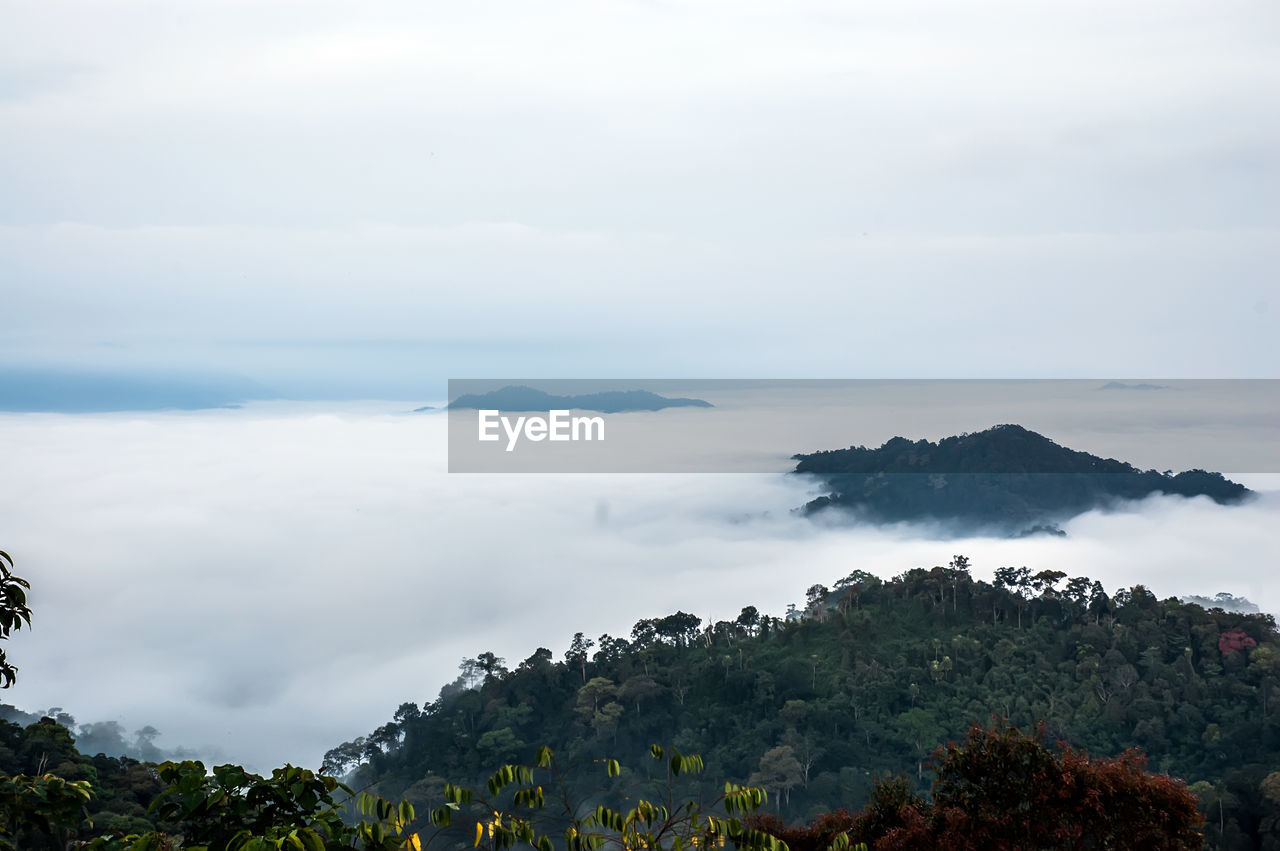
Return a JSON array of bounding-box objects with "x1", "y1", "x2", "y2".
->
[
  {"x1": 1, "y1": 0, "x2": 1278, "y2": 773},
  {"x1": 2, "y1": 0, "x2": 1277, "y2": 390}
]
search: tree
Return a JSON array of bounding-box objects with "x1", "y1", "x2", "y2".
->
[
  {"x1": 804, "y1": 585, "x2": 830, "y2": 622},
  {"x1": 618, "y1": 675, "x2": 662, "y2": 715},
  {"x1": 1219, "y1": 627, "x2": 1257, "y2": 656},
  {"x1": 749, "y1": 746, "x2": 803, "y2": 811},
  {"x1": 476, "y1": 728, "x2": 524, "y2": 766},
  {"x1": 92, "y1": 760, "x2": 420, "y2": 850},
  {"x1": 654, "y1": 612, "x2": 702, "y2": 648},
  {"x1": 1063, "y1": 576, "x2": 1092, "y2": 613},
  {"x1": 0, "y1": 558, "x2": 115, "y2": 849},
  {"x1": 736, "y1": 606, "x2": 761, "y2": 637},
  {"x1": 630, "y1": 620, "x2": 658, "y2": 648},
  {"x1": 476, "y1": 652, "x2": 509, "y2": 685},
  {"x1": 1030, "y1": 569, "x2": 1066, "y2": 597},
  {"x1": 565, "y1": 633, "x2": 595, "y2": 684},
  {"x1": 994, "y1": 566, "x2": 1033, "y2": 627},
  {"x1": 780, "y1": 730, "x2": 824, "y2": 789},
  {"x1": 575, "y1": 678, "x2": 623, "y2": 739},
  {"x1": 593, "y1": 635, "x2": 630, "y2": 667},
  {"x1": 132, "y1": 726, "x2": 163, "y2": 762},
  {"x1": 946, "y1": 555, "x2": 971, "y2": 613},
  {"x1": 855, "y1": 719, "x2": 1204, "y2": 849},
  {"x1": 75, "y1": 721, "x2": 131, "y2": 759},
  {"x1": 393, "y1": 702, "x2": 423, "y2": 726},
  {"x1": 833, "y1": 570, "x2": 880, "y2": 612},
  {"x1": 0, "y1": 552, "x2": 31, "y2": 690},
  {"x1": 459, "y1": 657, "x2": 482, "y2": 689},
  {"x1": 517, "y1": 648, "x2": 554, "y2": 673},
  {"x1": 1259, "y1": 772, "x2": 1280, "y2": 838},
  {"x1": 0, "y1": 772, "x2": 94, "y2": 850},
  {"x1": 1190, "y1": 779, "x2": 1235, "y2": 844},
  {"x1": 891, "y1": 708, "x2": 942, "y2": 781},
  {"x1": 322, "y1": 737, "x2": 367, "y2": 776}
]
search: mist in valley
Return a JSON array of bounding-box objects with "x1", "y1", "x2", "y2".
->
[{"x1": 1, "y1": 405, "x2": 1275, "y2": 771}]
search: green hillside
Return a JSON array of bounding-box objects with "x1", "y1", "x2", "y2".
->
[{"x1": 331, "y1": 558, "x2": 1280, "y2": 848}]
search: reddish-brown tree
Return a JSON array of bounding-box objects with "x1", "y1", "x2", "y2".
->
[
  {"x1": 754, "y1": 720, "x2": 1205, "y2": 850},
  {"x1": 748, "y1": 809, "x2": 857, "y2": 851},
  {"x1": 1218, "y1": 626, "x2": 1258, "y2": 656},
  {"x1": 901, "y1": 720, "x2": 1204, "y2": 849}
]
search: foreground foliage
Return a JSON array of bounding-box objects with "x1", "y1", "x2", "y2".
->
[
  {"x1": 4, "y1": 737, "x2": 789, "y2": 851},
  {"x1": 0, "y1": 771, "x2": 95, "y2": 849},
  {"x1": 417, "y1": 743, "x2": 795, "y2": 851},
  {"x1": 82, "y1": 760, "x2": 421, "y2": 850},
  {"x1": 0, "y1": 551, "x2": 31, "y2": 689}
]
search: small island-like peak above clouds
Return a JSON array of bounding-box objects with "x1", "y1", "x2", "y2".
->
[
  {"x1": 793, "y1": 424, "x2": 1250, "y2": 537},
  {"x1": 444, "y1": 385, "x2": 713, "y2": 413}
]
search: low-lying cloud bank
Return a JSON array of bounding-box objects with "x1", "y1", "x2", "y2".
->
[{"x1": 1, "y1": 406, "x2": 1275, "y2": 771}]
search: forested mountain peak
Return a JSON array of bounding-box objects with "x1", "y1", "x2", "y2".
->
[
  {"x1": 801, "y1": 423, "x2": 1158, "y2": 476},
  {"x1": 329, "y1": 560, "x2": 1280, "y2": 847},
  {"x1": 792, "y1": 425, "x2": 1250, "y2": 535}
]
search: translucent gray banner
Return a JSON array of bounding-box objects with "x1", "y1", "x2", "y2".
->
[{"x1": 445, "y1": 379, "x2": 1279, "y2": 474}]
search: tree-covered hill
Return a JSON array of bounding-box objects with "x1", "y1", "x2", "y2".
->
[
  {"x1": 447, "y1": 386, "x2": 713, "y2": 413},
  {"x1": 792, "y1": 425, "x2": 1250, "y2": 535},
  {"x1": 0, "y1": 704, "x2": 196, "y2": 764},
  {"x1": 332, "y1": 559, "x2": 1280, "y2": 849}
]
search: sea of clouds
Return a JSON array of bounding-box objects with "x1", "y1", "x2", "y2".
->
[{"x1": 1, "y1": 404, "x2": 1276, "y2": 772}]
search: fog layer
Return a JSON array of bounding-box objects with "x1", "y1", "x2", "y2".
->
[{"x1": 1, "y1": 406, "x2": 1275, "y2": 771}]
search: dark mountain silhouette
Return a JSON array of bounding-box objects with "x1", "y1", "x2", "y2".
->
[
  {"x1": 448, "y1": 385, "x2": 713, "y2": 413},
  {"x1": 792, "y1": 424, "x2": 1250, "y2": 534}
]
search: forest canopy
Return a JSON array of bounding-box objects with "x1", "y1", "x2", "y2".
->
[{"x1": 333, "y1": 556, "x2": 1279, "y2": 848}]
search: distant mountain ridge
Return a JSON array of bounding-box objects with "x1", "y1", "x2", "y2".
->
[
  {"x1": 0, "y1": 366, "x2": 270, "y2": 412},
  {"x1": 793, "y1": 424, "x2": 1250, "y2": 534},
  {"x1": 1098, "y1": 381, "x2": 1171, "y2": 391},
  {"x1": 448, "y1": 385, "x2": 713, "y2": 413}
]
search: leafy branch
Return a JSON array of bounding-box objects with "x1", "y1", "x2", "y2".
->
[
  {"x1": 0, "y1": 551, "x2": 33, "y2": 689},
  {"x1": 426, "y1": 744, "x2": 788, "y2": 851}
]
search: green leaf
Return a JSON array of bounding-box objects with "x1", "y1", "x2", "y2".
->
[{"x1": 298, "y1": 831, "x2": 325, "y2": 851}]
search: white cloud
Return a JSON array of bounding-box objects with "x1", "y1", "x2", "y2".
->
[{"x1": 1, "y1": 407, "x2": 1276, "y2": 770}]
